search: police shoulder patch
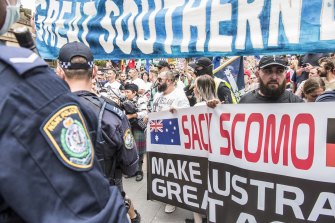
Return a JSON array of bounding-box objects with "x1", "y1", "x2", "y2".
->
[
  {"x1": 123, "y1": 128, "x2": 135, "y2": 150},
  {"x1": 41, "y1": 105, "x2": 94, "y2": 171}
]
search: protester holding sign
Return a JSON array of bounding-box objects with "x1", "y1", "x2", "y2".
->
[
  {"x1": 239, "y1": 56, "x2": 303, "y2": 103},
  {"x1": 152, "y1": 70, "x2": 190, "y2": 214}
]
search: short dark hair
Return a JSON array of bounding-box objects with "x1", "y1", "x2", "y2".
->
[
  {"x1": 319, "y1": 57, "x2": 335, "y2": 72},
  {"x1": 61, "y1": 56, "x2": 93, "y2": 80}
]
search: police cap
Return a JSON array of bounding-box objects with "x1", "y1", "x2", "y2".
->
[{"x1": 58, "y1": 42, "x2": 94, "y2": 70}]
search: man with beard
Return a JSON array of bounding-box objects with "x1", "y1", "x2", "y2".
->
[
  {"x1": 152, "y1": 71, "x2": 190, "y2": 113},
  {"x1": 239, "y1": 56, "x2": 303, "y2": 103},
  {"x1": 318, "y1": 57, "x2": 335, "y2": 91},
  {"x1": 152, "y1": 71, "x2": 189, "y2": 214}
]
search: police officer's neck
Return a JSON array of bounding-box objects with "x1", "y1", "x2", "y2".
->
[{"x1": 66, "y1": 78, "x2": 92, "y2": 93}]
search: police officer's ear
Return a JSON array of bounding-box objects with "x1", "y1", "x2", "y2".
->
[
  {"x1": 91, "y1": 65, "x2": 98, "y2": 80},
  {"x1": 56, "y1": 64, "x2": 66, "y2": 80}
]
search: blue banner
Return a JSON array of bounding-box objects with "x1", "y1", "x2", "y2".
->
[{"x1": 35, "y1": 0, "x2": 335, "y2": 60}]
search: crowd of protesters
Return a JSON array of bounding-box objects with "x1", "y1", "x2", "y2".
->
[{"x1": 87, "y1": 53, "x2": 335, "y2": 222}]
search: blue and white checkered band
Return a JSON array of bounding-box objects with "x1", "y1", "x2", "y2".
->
[{"x1": 60, "y1": 61, "x2": 94, "y2": 69}]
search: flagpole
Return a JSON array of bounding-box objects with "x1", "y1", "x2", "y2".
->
[{"x1": 213, "y1": 56, "x2": 240, "y2": 75}]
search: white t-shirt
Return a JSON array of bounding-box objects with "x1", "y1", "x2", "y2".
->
[
  {"x1": 132, "y1": 78, "x2": 146, "y2": 91},
  {"x1": 104, "y1": 81, "x2": 121, "y2": 96},
  {"x1": 152, "y1": 88, "x2": 190, "y2": 112}
]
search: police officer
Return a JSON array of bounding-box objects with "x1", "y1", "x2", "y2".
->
[
  {"x1": 0, "y1": 1, "x2": 128, "y2": 222},
  {"x1": 56, "y1": 42, "x2": 140, "y2": 222}
]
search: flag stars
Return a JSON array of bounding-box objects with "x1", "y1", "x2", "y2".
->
[
  {"x1": 169, "y1": 121, "x2": 172, "y2": 125},
  {"x1": 173, "y1": 126, "x2": 176, "y2": 130},
  {"x1": 171, "y1": 139, "x2": 174, "y2": 143},
  {"x1": 166, "y1": 128, "x2": 168, "y2": 132},
  {"x1": 155, "y1": 135, "x2": 159, "y2": 142}
]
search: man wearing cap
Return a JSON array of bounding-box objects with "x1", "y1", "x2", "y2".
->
[
  {"x1": 194, "y1": 57, "x2": 237, "y2": 104},
  {"x1": 0, "y1": 2, "x2": 129, "y2": 222},
  {"x1": 123, "y1": 83, "x2": 149, "y2": 182},
  {"x1": 156, "y1": 60, "x2": 170, "y2": 73},
  {"x1": 57, "y1": 42, "x2": 141, "y2": 222},
  {"x1": 239, "y1": 56, "x2": 303, "y2": 103}
]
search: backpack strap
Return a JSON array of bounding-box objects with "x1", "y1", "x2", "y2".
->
[
  {"x1": 96, "y1": 100, "x2": 107, "y2": 176},
  {"x1": 81, "y1": 95, "x2": 119, "y2": 185}
]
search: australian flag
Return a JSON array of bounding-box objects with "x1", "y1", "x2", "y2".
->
[{"x1": 150, "y1": 118, "x2": 181, "y2": 145}]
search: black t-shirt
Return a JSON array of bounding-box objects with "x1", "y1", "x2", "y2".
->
[
  {"x1": 217, "y1": 82, "x2": 233, "y2": 104},
  {"x1": 239, "y1": 90, "x2": 304, "y2": 103}
]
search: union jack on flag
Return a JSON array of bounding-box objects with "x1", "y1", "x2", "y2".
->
[
  {"x1": 150, "y1": 118, "x2": 181, "y2": 145},
  {"x1": 149, "y1": 120, "x2": 164, "y2": 133}
]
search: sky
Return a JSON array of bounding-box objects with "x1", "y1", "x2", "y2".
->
[{"x1": 21, "y1": 0, "x2": 35, "y2": 11}]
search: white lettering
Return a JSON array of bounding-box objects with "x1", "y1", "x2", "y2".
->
[
  {"x1": 308, "y1": 192, "x2": 335, "y2": 221},
  {"x1": 67, "y1": 2, "x2": 81, "y2": 43},
  {"x1": 208, "y1": 197, "x2": 224, "y2": 222},
  {"x1": 232, "y1": 175, "x2": 248, "y2": 205},
  {"x1": 189, "y1": 162, "x2": 202, "y2": 184},
  {"x1": 276, "y1": 184, "x2": 305, "y2": 220},
  {"x1": 152, "y1": 178, "x2": 166, "y2": 197},
  {"x1": 181, "y1": 0, "x2": 206, "y2": 52},
  {"x1": 177, "y1": 160, "x2": 189, "y2": 181},
  {"x1": 208, "y1": 0, "x2": 232, "y2": 52},
  {"x1": 136, "y1": 0, "x2": 160, "y2": 54},
  {"x1": 152, "y1": 157, "x2": 164, "y2": 175},
  {"x1": 236, "y1": 212, "x2": 257, "y2": 223},
  {"x1": 165, "y1": 159, "x2": 178, "y2": 179},
  {"x1": 55, "y1": 1, "x2": 71, "y2": 48},
  {"x1": 82, "y1": 2, "x2": 97, "y2": 46},
  {"x1": 115, "y1": 0, "x2": 138, "y2": 54},
  {"x1": 183, "y1": 185, "x2": 198, "y2": 208},
  {"x1": 250, "y1": 179, "x2": 274, "y2": 211},
  {"x1": 163, "y1": 0, "x2": 185, "y2": 54},
  {"x1": 167, "y1": 181, "x2": 182, "y2": 202},
  {"x1": 320, "y1": 0, "x2": 335, "y2": 40},
  {"x1": 268, "y1": 0, "x2": 302, "y2": 46},
  {"x1": 99, "y1": 1, "x2": 119, "y2": 53},
  {"x1": 213, "y1": 170, "x2": 230, "y2": 196},
  {"x1": 235, "y1": 0, "x2": 264, "y2": 50}
]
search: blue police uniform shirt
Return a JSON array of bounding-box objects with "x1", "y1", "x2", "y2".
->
[
  {"x1": 0, "y1": 46, "x2": 128, "y2": 223},
  {"x1": 74, "y1": 91, "x2": 139, "y2": 178}
]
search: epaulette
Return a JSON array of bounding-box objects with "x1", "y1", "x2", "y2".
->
[
  {"x1": 104, "y1": 102, "x2": 124, "y2": 119},
  {"x1": 0, "y1": 46, "x2": 47, "y2": 76},
  {"x1": 82, "y1": 95, "x2": 124, "y2": 120}
]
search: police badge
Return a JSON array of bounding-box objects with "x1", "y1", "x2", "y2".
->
[
  {"x1": 123, "y1": 128, "x2": 135, "y2": 150},
  {"x1": 41, "y1": 105, "x2": 94, "y2": 171}
]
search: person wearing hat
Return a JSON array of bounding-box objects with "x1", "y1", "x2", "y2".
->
[
  {"x1": 193, "y1": 57, "x2": 237, "y2": 104},
  {"x1": 155, "y1": 60, "x2": 170, "y2": 73},
  {"x1": 56, "y1": 42, "x2": 141, "y2": 223},
  {"x1": 0, "y1": 2, "x2": 128, "y2": 222},
  {"x1": 123, "y1": 83, "x2": 149, "y2": 182},
  {"x1": 239, "y1": 55, "x2": 303, "y2": 103}
]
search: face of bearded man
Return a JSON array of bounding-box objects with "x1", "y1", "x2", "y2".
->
[
  {"x1": 157, "y1": 82, "x2": 168, "y2": 92},
  {"x1": 259, "y1": 77, "x2": 286, "y2": 98},
  {"x1": 319, "y1": 62, "x2": 328, "y2": 77}
]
